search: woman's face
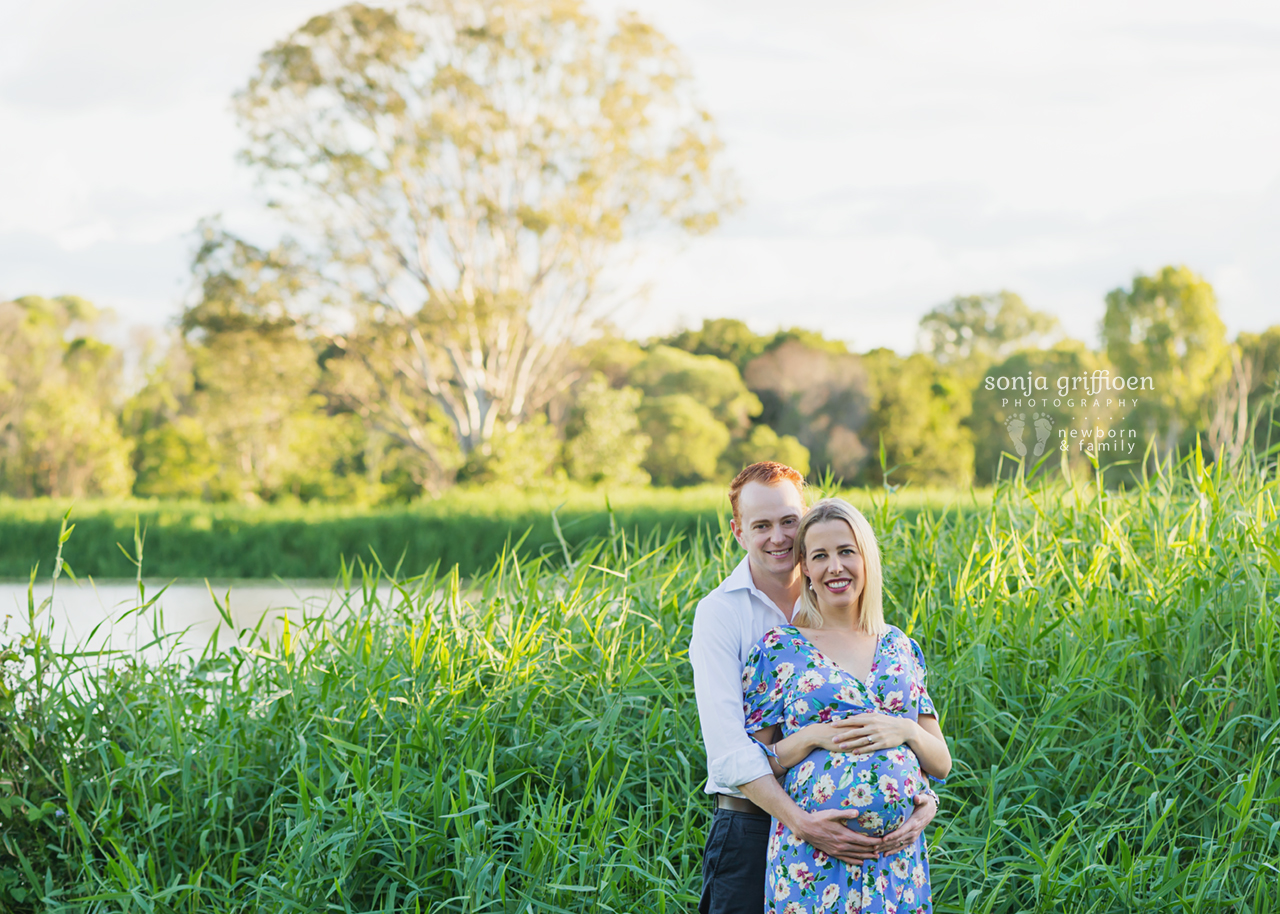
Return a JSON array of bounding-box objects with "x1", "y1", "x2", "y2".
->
[{"x1": 800, "y1": 518, "x2": 865, "y2": 616}]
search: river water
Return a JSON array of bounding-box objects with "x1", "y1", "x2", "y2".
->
[{"x1": 0, "y1": 578, "x2": 389, "y2": 659}]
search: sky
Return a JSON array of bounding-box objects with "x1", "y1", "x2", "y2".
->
[{"x1": 2, "y1": 0, "x2": 1279, "y2": 353}]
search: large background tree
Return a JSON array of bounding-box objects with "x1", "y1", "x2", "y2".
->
[
  {"x1": 663, "y1": 318, "x2": 770, "y2": 375},
  {"x1": 235, "y1": 0, "x2": 733, "y2": 487}
]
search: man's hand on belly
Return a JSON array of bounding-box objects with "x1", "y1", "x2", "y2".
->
[
  {"x1": 793, "y1": 809, "x2": 886, "y2": 864},
  {"x1": 877, "y1": 793, "x2": 938, "y2": 856},
  {"x1": 739, "y1": 773, "x2": 886, "y2": 864}
]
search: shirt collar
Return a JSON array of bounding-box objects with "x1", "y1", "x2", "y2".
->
[
  {"x1": 723, "y1": 555, "x2": 757, "y2": 593},
  {"x1": 725, "y1": 555, "x2": 799, "y2": 619}
]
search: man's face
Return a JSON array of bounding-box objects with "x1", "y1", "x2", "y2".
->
[{"x1": 731, "y1": 480, "x2": 805, "y2": 577}]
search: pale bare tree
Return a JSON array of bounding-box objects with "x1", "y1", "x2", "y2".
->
[
  {"x1": 235, "y1": 0, "x2": 733, "y2": 482},
  {"x1": 1206, "y1": 346, "x2": 1253, "y2": 465}
]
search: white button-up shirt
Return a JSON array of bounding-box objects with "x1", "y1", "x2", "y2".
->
[{"x1": 689, "y1": 555, "x2": 793, "y2": 796}]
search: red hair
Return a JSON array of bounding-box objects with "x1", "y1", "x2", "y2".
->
[{"x1": 728, "y1": 461, "x2": 806, "y2": 526}]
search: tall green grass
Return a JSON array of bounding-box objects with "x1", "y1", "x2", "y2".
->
[{"x1": 1, "y1": 451, "x2": 1277, "y2": 912}]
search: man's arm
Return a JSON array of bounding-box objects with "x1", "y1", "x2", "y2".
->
[{"x1": 689, "y1": 600, "x2": 776, "y2": 791}]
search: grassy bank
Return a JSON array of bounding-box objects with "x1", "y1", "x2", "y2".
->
[
  {"x1": 0, "y1": 486, "x2": 984, "y2": 580},
  {"x1": 2, "y1": 453, "x2": 1278, "y2": 912}
]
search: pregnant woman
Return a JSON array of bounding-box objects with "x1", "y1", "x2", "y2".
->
[{"x1": 741, "y1": 498, "x2": 951, "y2": 914}]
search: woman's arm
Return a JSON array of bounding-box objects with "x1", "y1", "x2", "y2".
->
[
  {"x1": 911, "y1": 715, "x2": 951, "y2": 780},
  {"x1": 830, "y1": 713, "x2": 952, "y2": 779}
]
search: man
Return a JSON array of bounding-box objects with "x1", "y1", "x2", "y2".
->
[{"x1": 690, "y1": 461, "x2": 938, "y2": 914}]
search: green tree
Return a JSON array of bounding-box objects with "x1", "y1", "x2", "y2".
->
[
  {"x1": 627, "y1": 346, "x2": 762, "y2": 434},
  {"x1": 130, "y1": 228, "x2": 395, "y2": 503},
  {"x1": 919, "y1": 291, "x2": 1060, "y2": 381},
  {"x1": 236, "y1": 0, "x2": 734, "y2": 482},
  {"x1": 638, "y1": 394, "x2": 729, "y2": 486},
  {"x1": 0, "y1": 296, "x2": 133, "y2": 497},
  {"x1": 663, "y1": 320, "x2": 851, "y2": 377},
  {"x1": 131, "y1": 417, "x2": 220, "y2": 498},
  {"x1": 623, "y1": 346, "x2": 761, "y2": 486},
  {"x1": 19, "y1": 386, "x2": 134, "y2": 498},
  {"x1": 858, "y1": 350, "x2": 973, "y2": 486},
  {"x1": 457, "y1": 415, "x2": 562, "y2": 488},
  {"x1": 1102, "y1": 266, "x2": 1229, "y2": 457},
  {"x1": 563, "y1": 373, "x2": 650, "y2": 486},
  {"x1": 662, "y1": 318, "x2": 771, "y2": 375},
  {"x1": 723, "y1": 424, "x2": 810, "y2": 477},
  {"x1": 768, "y1": 327, "x2": 850, "y2": 357},
  {"x1": 576, "y1": 333, "x2": 648, "y2": 388}
]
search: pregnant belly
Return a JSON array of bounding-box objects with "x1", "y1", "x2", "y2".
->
[{"x1": 785, "y1": 746, "x2": 925, "y2": 837}]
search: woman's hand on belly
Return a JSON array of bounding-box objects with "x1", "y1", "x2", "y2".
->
[
  {"x1": 798, "y1": 722, "x2": 847, "y2": 753},
  {"x1": 829, "y1": 712, "x2": 918, "y2": 754}
]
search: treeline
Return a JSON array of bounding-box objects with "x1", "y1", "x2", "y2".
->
[
  {"x1": 7, "y1": 2, "x2": 1275, "y2": 505},
  {"x1": 2, "y1": 265, "x2": 1276, "y2": 504}
]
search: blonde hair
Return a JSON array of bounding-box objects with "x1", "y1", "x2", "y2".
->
[{"x1": 792, "y1": 498, "x2": 886, "y2": 635}]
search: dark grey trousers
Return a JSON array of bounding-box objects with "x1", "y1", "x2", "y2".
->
[{"x1": 699, "y1": 808, "x2": 772, "y2": 914}]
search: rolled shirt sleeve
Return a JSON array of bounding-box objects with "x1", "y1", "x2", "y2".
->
[{"x1": 689, "y1": 588, "x2": 777, "y2": 793}]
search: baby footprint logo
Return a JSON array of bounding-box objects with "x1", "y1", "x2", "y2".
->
[
  {"x1": 1004, "y1": 413, "x2": 1027, "y2": 457},
  {"x1": 1031, "y1": 412, "x2": 1054, "y2": 456}
]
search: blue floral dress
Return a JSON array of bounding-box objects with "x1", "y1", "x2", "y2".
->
[{"x1": 741, "y1": 624, "x2": 939, "y2": 914}]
